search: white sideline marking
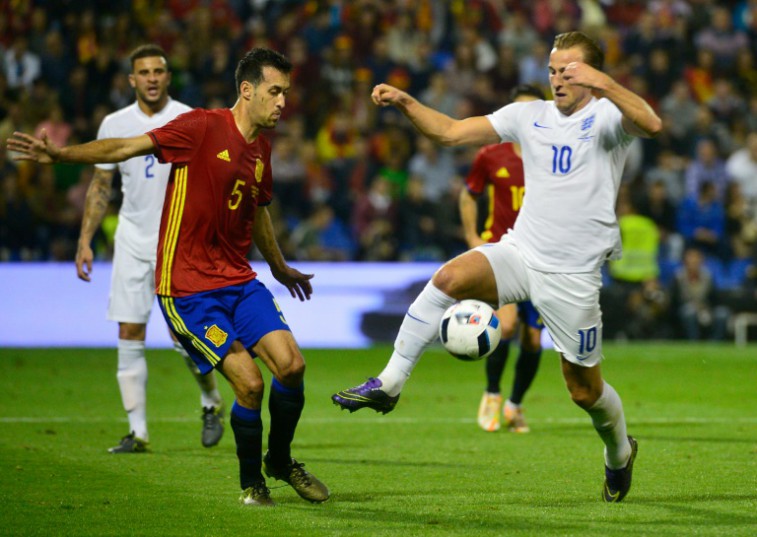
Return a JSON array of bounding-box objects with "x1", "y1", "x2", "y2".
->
[{"x1": 1, "y1": 416, "x2": 756, "y2": 425}]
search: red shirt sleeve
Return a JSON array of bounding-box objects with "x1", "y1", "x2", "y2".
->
[{"x1": 148, "y1": 109, "x2": 206, "y2": 165}]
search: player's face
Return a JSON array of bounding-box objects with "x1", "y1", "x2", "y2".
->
[
  {"x1": 251, "y1": 66, "x2": 290, "y2": 129},
  {"x1": 130, "y1": 56, "x2": 171, "y2": 107},
  {"x1": 548, "y1": 46, "x2": 592, "y2": 115}
]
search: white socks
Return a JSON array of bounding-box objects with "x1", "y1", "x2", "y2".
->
[
  {"x1": 587, "y1": 382, "x2": 632, "y2": 469},
  {"x1": 378, "y1": 282, "x2": 456, "y2": 396},
  {"x1": 173, "y1": 341, "x2": 223, "y2": 409},
  {"x1": 117, "y1": 339, "x2": 148, "y2": 440}
]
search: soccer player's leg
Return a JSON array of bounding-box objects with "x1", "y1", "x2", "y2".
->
[
  {"x1": 531, "y1": 270, "x2": 635, "y2": 502},
  {"x1": 158, "y1": 291, "x2": 275, "y2": 504},
  {"x1": 478, "y1": 304, "x2": 516, "y2": 432},
  {"x1": 333, "y1": 248, "x2": 503, "y2": 413},
  {"x1": 168, "y1": 329, "x2": 225, "y2": 447},
  {"x1": 107, "y1": 252, "x2": 154, "y2": 453},
  {"x1": 504, "y1": 302, "x2": 544, "y2": 433},
  {"x1": 235, "y1": 280, "x2": 329, "y2": 503}
]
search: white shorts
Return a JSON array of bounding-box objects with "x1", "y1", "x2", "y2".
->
[
  {"x1": 107, "y1": 245, "x2": 157, "y2": 324},
  {"x1": 476, "y1": 235, "x2": 604, "y2": 367}
]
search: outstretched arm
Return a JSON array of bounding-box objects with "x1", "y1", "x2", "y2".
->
[
  {"x1": 75, "y1": 167, "x2": 116, "y2": 282},
  {"x1": 7, "y1": 130, "x2": 155, "y2": 164},
  {"x1": 561, "y1": 62, "x2": 662, "y2": 138},
  {"x1": 372, "y1": 84, "x2": 501, "y2": 147},
  {"x1": 253, "y1": 206, "x2": 314, "y2": 301}
]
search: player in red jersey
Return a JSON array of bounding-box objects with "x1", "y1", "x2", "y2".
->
[
  {"x1": 7, "y1": 47, "x2": 328, "y2": 507},
  {"x1": 460, "y1": 85, "x2": 546, "y2": 433}
]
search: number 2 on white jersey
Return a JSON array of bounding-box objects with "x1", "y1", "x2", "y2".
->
[{"x1": 145, "y1": 155, "x2": 155, "y2": 179}]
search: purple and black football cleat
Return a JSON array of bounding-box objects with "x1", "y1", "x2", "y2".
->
[{"x1": 331, "y1": 377, "x2": 400, "y2": 414}]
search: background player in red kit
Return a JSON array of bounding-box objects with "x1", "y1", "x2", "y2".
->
[
  {"x1": 460, "y1": 85, "x2": 546, "y2": 433},
  {"x1": 7, "y1": 47, "x2": 328, "y2": 507}
]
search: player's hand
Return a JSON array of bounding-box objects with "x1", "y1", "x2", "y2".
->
[
  {"x1": 561, "y1": 62, "x2": 610, "y2": 94},
  {"x1": 6, "y1": 129, "x2": 61, "y2": 164},
  {"x1": 371, "y1": 84, "x2": 409, "y2": 107},
  {"x1": 75, "y1": 242, "x2": 94, "y2": 282},
  {"x1": 272, "y1": 266, "x2": 314, "y2": 301}
]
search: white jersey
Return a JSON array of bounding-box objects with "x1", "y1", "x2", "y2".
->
[
  {"x1": 96, "y1": 99, "x2": 192, "y2": 260},
  {"x1": 486, "y1": 97, "x2": 633, "y2": 273}
]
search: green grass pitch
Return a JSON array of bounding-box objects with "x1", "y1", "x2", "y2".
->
[{"x1": 1, "y1": 343, "x2": 756, "y2": 536}]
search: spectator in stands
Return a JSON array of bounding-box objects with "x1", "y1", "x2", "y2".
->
[
  {"x1": 639, "y1": 178, "x2": 683, "y2": 262},
  {"x1": 726, "y1": 131, "x2": 757, "y2": 208},
  {"x1": 407, "y1": 135, "x2": 457, "y2": 203},
  {"x1": 725, "y1": 182, "x2": 757, "y2": 261},
  {"x1": 677, "y1": 181, "x2": 727, "y2": 260},
  {"x1": 684, "y1": 137, "x2": 730, "y2": 201},
  {"x1": 3, "y1": 36, "x2": 40, "y2": 91},
  {"x1": 694, "y1": 5, "x2": 749, "y2": 74},
  {"x1": 290, "y1": 204, "x2": 356, "y2": 261},
  {"x1": 644, "y1": 149, "x2": 686, "y2": 202},
  {"x1": 670, "y1": 246, "x2": 730, "y2": 340},
  {"x1": 708, "y1": 78, "x2": 746, "y2": 129},
  {"x1": 396, "y1": 177, "x2": 443, "y2": 262},
  {"x1": 352, "y1": 175, "x2": 397, "y2": 261}
]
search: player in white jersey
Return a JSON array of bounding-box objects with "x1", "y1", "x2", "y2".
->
[
  {"x1": 333, "y1": 32, "x2": 662, "y2": 503},
  {"x1": 74, "y1": 45, "x2": 225, "y2": 453}
]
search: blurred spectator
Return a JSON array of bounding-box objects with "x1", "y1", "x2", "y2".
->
[
  {"x1": 270, "y1": 132, "x2": 310, "y2": 221},
  {"x1": 643, "y1": 149, "x2": 686, "y2": 203},
  {"x1": 707, "y1": 78, "x2": 746, "y2": 129},
  {"x1": 724, "y1": 182, "x2": 757, "y2": 260},
  {"x1": 518, "y1": 39, "x2": 550, "y2": 90},
  {"x1": 0, "y1": 168, "x2": 37, "y2": 261},
  {"x1": 498, "y1": 10, "x2": 539, "y2": 59},
  {"x1": 726, "y1": 131, "x2": 757, "y2": 208},
  {"x1": 684, "y1": 137, "x2": 730, "y2": 201},
  {"x1": 39, "y1": 30, "x2": 73, "y2": 89},
  {"x1": 659, "y1": 80, "x2": 700, "y2": 156},
  {"x1": 418, "y1": 72, "x2": 462, "y2": 118},
  {"x1": 396, "y1": 177, "x2": 443, "y2": 261},
  {"x1": 34, "y1": 104, "x2": 72, "y2": 149},
  {"x1": 638, "y1": 178, "x2": 683, "y2": 262},
  {"x1": 670, "y1": 247, "x2": 730, "y2": 340},
  {"x1": 407, "y1": 136, "x2": 458, "y2": 203},
  {"x1": 321, "y1": 35, "x2": 356, "y2": 98},
  {"x1": 677, "y1": 181, "x2": 727, "y2": 260},
  {"x1": 684, "y1": 48, "x2": 716, "y2": 103},
  {"x1": 457, "y1": 24, "x2": 498, "y2": 73},
  {"x1": 289, "y1": 204, "x2": 356, "y2": 261},
  {"x1": 444, "y1": 41, "x2": 479, "y2": 96},
  {"x1": 3, "y1": 36, "x2": 40, "y2": 91},
  {"x1": 352, "y1": 176, "x2": 397, "y2": 261},
  {"x1": 385, "y1": 11, "x2": 425, "y2": 68},
  {"x1": 644, "y1": 48, "x2": 679, "y2": 102},
  {"x1": 694, "y1": 5, "x2": 749, "y2": 74}
]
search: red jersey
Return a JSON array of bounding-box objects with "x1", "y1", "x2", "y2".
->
[
  {"x1": 148, "y1": 108, "x2": 273, "y2": 297},
  {"x1": 464, "y1": 143, "x2": 525, "y2": 243}
]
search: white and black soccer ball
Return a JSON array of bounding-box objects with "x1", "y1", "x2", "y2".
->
[{"x1": 439, "y1": 300, "x2": 501, "y2": 361}]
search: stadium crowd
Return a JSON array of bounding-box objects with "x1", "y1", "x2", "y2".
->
[{"x1": 1, "y1": 0, "x2": 756, "y2": 340}]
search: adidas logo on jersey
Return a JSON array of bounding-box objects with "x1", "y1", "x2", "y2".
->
[{"x1": 217, "y1": 149, "x2": 230, "y2": 162}]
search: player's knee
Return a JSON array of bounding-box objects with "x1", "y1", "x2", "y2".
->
[
  {"x1": 566, "y1": 382, "x2": 602, "y2": 409},
  {"x1": 235, "y1": 377, "x2": 265, "y2": 407},
  {"x1": 432, "y1": 265, "x2": 464, "y2": 297},
  {"x1": 274, "y1": 352, "x2": 305, "y2": 387}
]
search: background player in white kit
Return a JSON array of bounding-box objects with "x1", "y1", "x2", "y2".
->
[
  {"x1": 75, "y1": 45, "x2": 225, "y2": 453},
  {"x1": 333, "y1": 31, "x2": 662, "y2": 502}
]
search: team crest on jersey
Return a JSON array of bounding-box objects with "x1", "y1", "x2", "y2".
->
[
  {"x1": 255, "y1": 159, "x2": 264, "y2": 183},
  {"x1": 581, "y1": 115, "x2": 595, "y2": 131},
  {"x1": 217, "y1": 149, "x2": 231, "y2": 162},
  {"x1": 204, "y1": 324, "x2": 228, "y2": 347}
]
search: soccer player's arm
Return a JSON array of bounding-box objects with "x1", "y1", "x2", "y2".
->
[
  {"x1": 561, "y1": 62, "x2": 662, "y2": 138},
  {"x1": 7, "y1": 131, "x2": 155, "y2": 164},
  {"x1": 75, "y1": 167, "x2": 116, "y2": 281},
  {"x1": 459, "y1": 187, "x2": 484, "y2": 249},
  {"x1": 253, "y1": 206, "x2": 313, "y2": 301},
  {"x1": 371, "y1": 84, "x2": 501, "y2": 147}
]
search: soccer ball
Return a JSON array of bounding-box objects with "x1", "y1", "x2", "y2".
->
[{"x1": 439, "y1": 300, "x2": 501, "y2": 361}]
